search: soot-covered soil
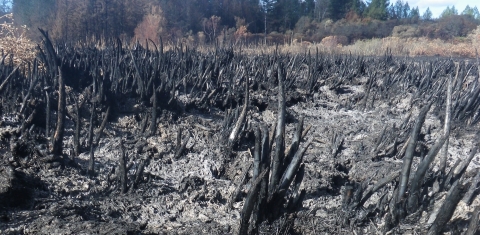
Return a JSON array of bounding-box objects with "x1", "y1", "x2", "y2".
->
[
  {"x1": 0, "y1": 39, "x2": 479, "y2": 234},
  {"x1": 1, "y1": 75, "x2": 478, "y2": 234}
]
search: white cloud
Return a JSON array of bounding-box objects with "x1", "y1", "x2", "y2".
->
[{"x1": 407, "y1": 0, "x2": 453, "y2": 8}]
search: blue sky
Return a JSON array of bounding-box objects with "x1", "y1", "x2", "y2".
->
[{"x1": 406, "y1": 0, "x2": 479, "y2": 18}]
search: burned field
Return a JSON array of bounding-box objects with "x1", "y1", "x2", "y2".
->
[{"x1": 1, "y1": 34, "x2": 480, "y2": 234}]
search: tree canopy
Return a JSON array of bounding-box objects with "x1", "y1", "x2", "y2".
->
[{"x1": 8, "y1": 0, "x2": 480, "y2": 43}]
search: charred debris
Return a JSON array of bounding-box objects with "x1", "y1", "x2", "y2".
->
[{"x1": 0, "y1": 31, "x2": 479, "y2": 234}]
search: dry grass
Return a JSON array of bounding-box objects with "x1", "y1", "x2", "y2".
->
[
  {"x1": 0, "y1": 13, "x2": 37, "y2": 65},
  {"x1": 237, "y1": 25, "x2": 480, "y2": 58}
]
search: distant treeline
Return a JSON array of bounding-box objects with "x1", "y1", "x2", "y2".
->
[{"x1": 1, "y1": 0, "x2": 480, "y2": 44}]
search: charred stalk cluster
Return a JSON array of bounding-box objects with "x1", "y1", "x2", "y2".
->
[
  {"x1": 226, "y1": 62, "x2": 313, "y2": 234},
  {"x1": 340, "y1": 62, "x2": 480, "y2": 233},
  {"x1": 0, "y1": 29, "x2": 480, "y2": 234}
]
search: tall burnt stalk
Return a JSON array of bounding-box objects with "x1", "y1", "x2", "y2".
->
[
  {"x1": 439, "y1": 70, "x2": 455, "y2": 175},
  {"x1": 270, "y1": 62, "x2": 286, "y2": 195},
  {"x1": 407, "y1": 134, "x2": 448, "y2": 213},
  {"x1": 253, "y1": 126, "x2": 261, "y2": 180},
  {"x1": 174, "y1": 126, "x2": 190, "y2": 159},
  {"x1": 239, "y1": 168, "x2": 268, "y2": 235},
  {"x1": 284, "y1": 116, "x2": 304, "y2": 171},
  {"x1": 465, "y1": 206, "x2": 480, "y2": 235},
  {"x1": 45, "y1": 89, "x2": 50, "y2": 139},
  {"x1": 248, "y1": 126, "x2": 263, "y2": 231},
  {"x1": 277, "y1": 138, "x2": 313, "y2": 196},
  {"x1": 256, "y1": 124, "x2": 270, "y2": 224},
  {"x1": 119, "y1": 139, "x2": 128, "y2": 194},
  {"x1": 51, "y1": 66, "x2": 66, "y2": 156},
  {"x1": 228, "y1": 75, "x2": 249, "y2": 147},
  {"x1": 38, "y1": 29, "x2": 65, "y2": 157},
  {"x1": 464, "y1": 171, "x2": 480, "y2": 205},
  {"x1": 427, "y1": 180, "x2": 469, "y2": 235},
  {"x1": 397, "y1": 102, "x2": 432, "y2": 202},
  {"x1": 72, "y1": 95, "x2": 81, "y2": 158},
  {"x1": 149, "y1": 84, "x2": 157, "y2": 136},
  {"x1": 87, "y1": 102, "x2": 96, "y2": 176},
  {"x1": 128, "y1": 158, "x2": 147, "y2": 193},
  {"x1": 94, "y1": 105, "x2": 111, "y2": 147}
]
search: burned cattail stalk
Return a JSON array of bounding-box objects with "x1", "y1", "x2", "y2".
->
[
  {"x1": 407, "y1": 134, "x2": 448, "y2": 213},
  {"x1": 72, "y1": 95, "x2": 81, "y2": 157},
  {"x1": 128, "y1": 158, "x2": 147, "y2": 193},
  {"x1": 87, "y1": 102, "x2": 96, "y2": 176},
  {"x1": 451, "y1": 145, "x2": 479, "y2": 183},
  {"x1": 270, "y1": 62, "x2": 286, "y2": 194},
  {"x1": 465, "y1": 206, "x2": 480, "y2": 235},
  {"x1": 358, "y1": 170, "x2": 401, "y2": 209},
  {"x1": 253, "y1": 126, "x2": 261, "y2": 180},
  {"x1": 19, "y1": 61, "x2": 39, "y2": 115},
  {"x1": 51, "y1": 66, "x2": 66, "y2": 156},
  {"x1": 427, "y1": 180, "x2": 469, "y2": 235},
  {"x1": 463, "y1": 170, "x2": 480, "y2": 205},
  {"x1": 45, "y1": 90, "x2": 50, "y2": 139},
  {"x1": 174, "y1": 128, "x2": 189, "y2": 159},
  {"x1": 94, "y1": 105, "x2": 111, "y2": 147},
  {"x1": 301, "y1": 124, "x2": 312, "y2": 140},
  {"x1": 238, "y1": 168, "x2": 268, "y2": 235},
  {"x1": 361, "y1": 73, "x2": 375, "y2": 111},
  {"x1": 228, "y1": 162, "x2": 252, "y2": 210},
  {"x1": 398, "y1": 103, "x2": 431, "y2": 201},
  {"x1": 176, "y1": 127, "x2": 182, "y2": 150},
  {"x1": 20, "y1": 109, "x2": 36, "y2": 136},
  {"x1": 119, "y1": 139, "x2": 128, "y2": 193},
  {"x1": 284, "y1": 116, "x2": 304, "y2": 168},
  {"x1": 139, "y1": 112, "x2": 148, "y2": 135},
  {"x1": 256, "y1": 124, "x2": 270, "y2": 222},
  {"x1": 330, "y1": 131, "x2": 344, "y2": 158},
  {"x1": 278, "y1": 138, "x2": 313, "y2": 194},
  {"x1": 286, "y1": 163, "x2": 306, "y2": 211},
  {"x1": 439, "y1": 72, "x2": 454, "y2": 175},
  {"x1": 149, "y1": 84, "x2": 157, "y2": 136},
  {"x1": 443, "y1": 159, "x2": 462, "y2": 190},
  {"x1": 268, "y1": 123, "x2": 276, "y2": 154},
  {"x1": 0, "y1": 66, "x2": 19, "y2": 93},
  {"x1": 228, "y1": 76, "x2": 249, "y2": 147},
  {"x1": 371, "y1": 126, "x2": 387, "y2": 156}
]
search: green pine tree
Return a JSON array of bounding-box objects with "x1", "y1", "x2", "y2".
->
[
  {"x1": 366, "y1": 0, "x2": 389, "y2": 20},
  {"x1": 422, "y1": 7, "x2": 433, "y2": 20}
]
